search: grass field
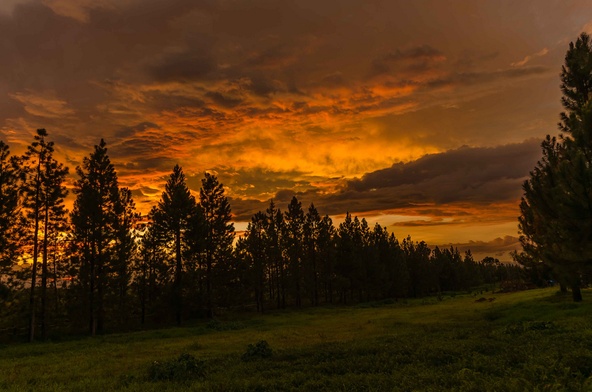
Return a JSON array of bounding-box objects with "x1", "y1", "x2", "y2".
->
[{"x1": 2, "y1": 287, "x2": 592, "y2": 391}]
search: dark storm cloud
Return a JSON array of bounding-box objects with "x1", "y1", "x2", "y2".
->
[{"x1": 345, "y1": 139, "x2": 541, "y2": 204}]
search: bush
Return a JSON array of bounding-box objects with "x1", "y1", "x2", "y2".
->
[
  {"x1": 241, "y1": 340, "x2": 273, "y2": 361},
  {"x1": 148, "y1": 353, "x2": 206, "y2": 382}
]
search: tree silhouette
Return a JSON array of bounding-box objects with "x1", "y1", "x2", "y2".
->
[
  {"x1": 519, "y1": 33, "x2": 592, "y2": 301},
  {"x1": 70, "y1": 139, "x2": 126, "y2": 334},
  {"x1": 22, "y1": 129, "x2": 68, "y2": 341},
  {"x1": 283, "y1": 196, "x2": 304, "y2": 307},
  {"x1": 241, "y1": 211, "x2": 267, "y2": 312},
  {"x1": 0, "y1": 141, "x2": 23, "y2": 296},
  {"x1": 152, "y1": 165, "x2": 197, "y2": 325},
  {"x1": 199, "y1": 172, "x2": 234, "y2": 317}
]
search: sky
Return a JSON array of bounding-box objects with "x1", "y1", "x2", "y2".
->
[{"x1": 2, "y1": 0, "x2": 592, "y2": 261}]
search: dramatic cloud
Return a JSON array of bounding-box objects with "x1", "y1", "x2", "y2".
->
[
  {"x1": 1, "y1": 0, "x2": 591, "y2": 248},
  {"x1": 229, "y1": 140, "x2": 541, "y2": 244}
]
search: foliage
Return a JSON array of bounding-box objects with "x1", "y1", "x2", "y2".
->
[
  {"x1": 241, "y1": 340, "x2": 273, "y2": 361},
  {"x1": 147, "y1": 353, "x2": 206, "y2": 382},
  {"x1": 518, "y1": 33, "x2": 592, "y2": 301},
  {"x1": 69, "y1": 139, "x2": 137, "y2": 335},
  {"x1": 0, "y1": 140, "x2": 22, "y2": 286},
  {"x1": 150, "y1": 165, "x2": 198, "y2": 325}
]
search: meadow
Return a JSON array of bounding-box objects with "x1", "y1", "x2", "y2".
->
[{"x1": 1, "y1": 287, "x2": 592, "y2": 391}]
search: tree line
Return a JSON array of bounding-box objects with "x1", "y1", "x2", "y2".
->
[{"x1": 0, "y1": 133, "x2": 519, "y2": 341}]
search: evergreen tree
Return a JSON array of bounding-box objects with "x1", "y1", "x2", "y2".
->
[
  {"x1": 519, "y1": 33, "x2": 592, "y2": 301},
  {"x1": 283, "y1": 196, "x2": 304, "y2": 306},
  {"x1": 242, "y1": 211, "x2": 267, "y2": 312},
  {"x1": 111, "y1": 187, "x2": 139, "y2": 326},
  {"x1": 0, "y1": 141, "x2": 22, "y2": 288},
  {"x1": 70, "y1": 139, "x2": 126, "y2": 334},
  {"x1": 22, "y1": 129, "x2": 69, "y2": 341},
  {"x1": 303, "y1": 204, "x2": 321, "y2": 306},
  {"x1": 264, "y1": 200, "x2": 285, "y2": 309},
  {"x1": 199, "y1": 172, "x2": 234, "y2": 316},
  {"x1": 152, "y1": 165, "x2": 197, "y2": 325},
  {"x1": 317, "y1": 214, "x2": 336, "y2": 303},
  {"x1": 134, "y1": 208, "x2": 170, "y2": 325}
]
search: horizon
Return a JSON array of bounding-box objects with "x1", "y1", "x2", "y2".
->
[{"x1": 3, "y1": 1, "x2": 592, "y2": 261}]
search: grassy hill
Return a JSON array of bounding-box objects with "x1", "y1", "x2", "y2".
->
[{"x1": 2, "y1": 288, "x2": 592, "y2": 391}]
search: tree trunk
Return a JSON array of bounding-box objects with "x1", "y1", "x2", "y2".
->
[
  {"x1": 175, "y1": 228, "x2": 182, "y2": 326},
  {"x1": 52, "y1": 239, "x2": 59, "y2": 314},
  {"x1": 89, "y1": 243, "x2": 96, "y2": 336},
  {"x1": 28, "y1": 170, "x2": 42, "y2": 343},
  {"x1": 572, "y1": 285, "x2": 583, "y2": 302},
  {"x1": 41, "y1": 203, "x2": 49, "y2": 340}
]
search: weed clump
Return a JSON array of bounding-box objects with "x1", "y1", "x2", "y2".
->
[
  {"x1": 241, "y1": 340, "x2": 273, "y2": 361},
  {"x1": 148, "y1": 353, "x2": 206, "y2": 382}
]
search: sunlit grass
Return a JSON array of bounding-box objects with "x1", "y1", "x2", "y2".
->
[{"x1": 1, "y1": 287, "x2": 592, "y2": 391}]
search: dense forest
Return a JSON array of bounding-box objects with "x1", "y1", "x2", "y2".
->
[{"x1": 0, "y1": 132, "x2": 522, "y2": 341}]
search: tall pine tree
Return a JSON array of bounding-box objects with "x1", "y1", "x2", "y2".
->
[
  {"x1": 22, "y1": 129, "x2": 69, "y2": 341},
  {"x1": 519, "y1": 33, "x2": 592, "y2": 301},
  {"x1": 199, "y1": 172, "x2": 234, "y2": 316},
  {"x1": 70, "y1": 139, "x2": 129, "y2": 334},
  {"x1": 152, "y1": 165, "x2": 197, "y2": 325}
]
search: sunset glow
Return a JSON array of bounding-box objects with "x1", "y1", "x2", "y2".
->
[{"x1": 2, "y1": 0, "x2": 592, "y2": 260}]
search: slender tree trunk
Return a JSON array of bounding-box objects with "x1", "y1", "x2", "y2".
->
[
  {"x1": 97, "y1": 248, "x2": 104, "y2": 334},
  {"x1": 206, "y1": 247, "x2": 212, "y2": 318},
  {"x1": 41, "y1": 203, "x2": 49, "y2": 340},
  {"x1": 28, "y1": 171, "x2": 41, "y2": 343},
  {"x1": 52, "y1": 239, "x2": 59, "y2": 314},
  {"x1": 175, "y1": 228, "x2": 182, "y2": 326},
  {"x1": 89, "y1": 244, "x2": 96, "y2": 336},
  {"x1": 140, "y1": 260, "x2": 147, "y2": 325}
]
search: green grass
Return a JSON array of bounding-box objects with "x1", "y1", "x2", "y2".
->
[{"x1": 2, "y1": 288, "x2": 592, "y2": 391}]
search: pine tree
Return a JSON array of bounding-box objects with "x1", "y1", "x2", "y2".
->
[
  {"x1": 199, "y1": 172, "x2": 234, "y2": 316},
  {"x1": 70, "y1": 139, "x2": 124, "y2": 334},
  {"x1": 152, "y1": 165, "x2": 197, "y2": 325},
  {"x1": 303, "y1": 203, "x2": 321, "y2": 306},
  {"x1": 264, "y1": 200, "x2": 285, "y2": 308},
  {"x1": 22, "y1": 129, "x2": 69, "y2": 341},
  {"x1": 134, "y1": 207, "x2": 170, "y2": 325},
  {"x1": 111, "y1": 187, "x2": 139, "y2": 326},
  {"x1": 242, "y1": 211, "x2": 267, "y2": 312},
  {"x1": 519, "y1": 33, "x2": 592, "y2": 301},
  {"x1": 0, "y1": 141, "x2": 23, "y2": 294},
  {"x1": 283, "y1": 196, "x2": 304, "y2": 306}
]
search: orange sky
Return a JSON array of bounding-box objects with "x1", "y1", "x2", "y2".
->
[{"x1": 2, "y1": 0, "x2": 592, "y2": 260}]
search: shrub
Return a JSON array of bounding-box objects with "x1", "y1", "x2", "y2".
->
[
  {"x1": 241, "y1": 340, "x2": 273, "y2": 361},
  {"x1": 148, "y1": 353, "x2": 206, "y2": 382}
]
